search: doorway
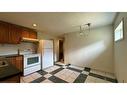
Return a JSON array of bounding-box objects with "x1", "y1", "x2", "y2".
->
[{"x1": 59, "y1": 40, "x2": 64, "y2": 63}]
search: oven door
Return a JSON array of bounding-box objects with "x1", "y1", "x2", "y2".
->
[{"x1": 24, "y1": 54, "x2": 41, "y2": 68}]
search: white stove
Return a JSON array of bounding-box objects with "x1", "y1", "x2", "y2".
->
[
  {"x1": 23, "y1": 54, "x2": 41, "y2": 76},
  {"x1": 19, "y1": 50, "x2": 41, "y2": 76}
]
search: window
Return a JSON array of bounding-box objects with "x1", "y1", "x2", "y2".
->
[{"x1": 114, "y1": 20, "x2": 123, "y2": 42}]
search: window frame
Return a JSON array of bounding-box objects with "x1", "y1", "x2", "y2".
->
[{"x1": 114, "y1": 19, "x2": 124, "y2": 42}]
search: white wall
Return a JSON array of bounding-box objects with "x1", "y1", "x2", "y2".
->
[
  {"x1": 114, "y1": 13, "x2": 127, "y2": 82},
  {"x1": 64, "y1": 25, "x2": 114, "y2": 73},
  {"x1": 0, "y1": 42, "x2": 36, "y2": 56},
  {"x1": 38, "y1": 31, "x2": 56, "y2": 40}
]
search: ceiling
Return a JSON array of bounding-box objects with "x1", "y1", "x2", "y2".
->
[{"x1": 0, "y1": 12, "x2": 116, "y2": 36}]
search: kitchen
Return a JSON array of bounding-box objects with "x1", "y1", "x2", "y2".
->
[
  {"x1": 0, "y1": 12, "x2": 120, "y2": 83},
  {"x1": 0, "y1": 20, "x2": 61, "y2": 83},
  {"x1": 0, "y1": 1, "x2": 126, "y2": 95}
]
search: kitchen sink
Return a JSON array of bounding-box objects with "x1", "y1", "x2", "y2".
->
[
  {"x1": 0, "y1": 57, "x2": 9, "y2": 67},
  {"x1": 0, "y1": 61, "x2": 9, "y2": 67}
]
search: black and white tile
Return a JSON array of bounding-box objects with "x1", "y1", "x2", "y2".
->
[
  {"x1": 48, "y1": 76, "x2": 68, "y2": 83},
  {"x1": 30, "y1": 77, "x2": 46, "y2": 83},
  {"x1": 74, "y1": 74, "x2": 87, "y2": 83},
  {"x1": 20, "y1": 64, "x2": 117, "y2": 83},
  {"x1": 37, "y1": 70, "x2": 48, "y2": 75}
]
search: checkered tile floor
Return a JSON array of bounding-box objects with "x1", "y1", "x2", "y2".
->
[{"x1": 20, "y1": 64, "x2": 117, "y2": 83}]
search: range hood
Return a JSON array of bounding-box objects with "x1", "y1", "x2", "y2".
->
[{"x1": 21, "y1": 37, "x2": 39, "y2": 43}]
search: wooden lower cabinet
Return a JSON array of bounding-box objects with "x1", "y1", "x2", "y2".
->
[
  {"x1": 7, "y1": 56, "x2": 23, "y2": 72},
  {"x1": 0, "y1": 74, "x2": 20, "y2": 83}
]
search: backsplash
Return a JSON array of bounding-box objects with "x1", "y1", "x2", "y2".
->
[{"x1": 0, "y1": 42, "x2": 37, "y2": 56}]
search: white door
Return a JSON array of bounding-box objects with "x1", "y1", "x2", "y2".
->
[{"x1": 42, "y1": 49, "x2": 54, "y2": 69}]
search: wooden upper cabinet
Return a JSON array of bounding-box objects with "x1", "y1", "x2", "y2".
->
[
  {"x1": 0, "y1": 21, "x2": 9, "y2": 43},
  {"x1": 0, "y1": 21, "x2": 37, "y2": 44},
  {"x1": 21, "y1": 28, "x2": 30, "y2": 38},
  {"x1": 29, "y1": 30, "x2": 37, "y2": 39},
  {"x1": 21, "y1": 28, "x2": 37, "y2": 39},
  {"x1": 8, "y1": 24, "x2": 22, "y2": 44},
  {"x1": 0, "y1": 21, "x2": 22, "y2": 44}
]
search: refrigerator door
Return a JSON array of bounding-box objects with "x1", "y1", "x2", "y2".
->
[
  {"x1": 42, "y1": 49, "x2": 54, "y2": 69},
  {"x1": 43, "y1": 40, "x2": 53, "y2": 49}
]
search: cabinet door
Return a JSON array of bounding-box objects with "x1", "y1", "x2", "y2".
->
[
  {"x1": 7, "y1": 56, "x2": 23, "y2": 72},
  {"x1": 15, "y1": 56, "x2": 23, "y2": 72},
  {"x1": 21, "y1": 28, "x2": 30, "y2": 38},
  {"x1": 8, "y1": 24, "x2": 22, "y2": 44},
  {"x1": 7, "y1": 57, "x2": 16, "y2": 66},
  {"x1": 0, "y1": 21, "x2": 9, "y2": 43},
  {"x1": 21, "y1": 28, "x2": 37, "y2": 39},
  {"x1": 29, "y1": 30, "x2": 37, "y2": 39}
]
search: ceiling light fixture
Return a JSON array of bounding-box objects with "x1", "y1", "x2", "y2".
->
[
  {"x1": 32, "y1": 23, "x2": 37, "y2": 27},
  {"x1": 79, "y1": 23, "x2": 91, "y2": 37}
]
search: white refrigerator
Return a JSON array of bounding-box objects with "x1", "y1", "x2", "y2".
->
[{"x1": 38, "y1": 40, "x2": 54, "y2": 69}]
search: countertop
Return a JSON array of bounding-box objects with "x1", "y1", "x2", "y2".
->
[
  {"x1": 0, "y1": 54, "x2": 22, "y2": 58},
  {"x1": 0, "y1": 61, "x2": 21, "y2": 81}
]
